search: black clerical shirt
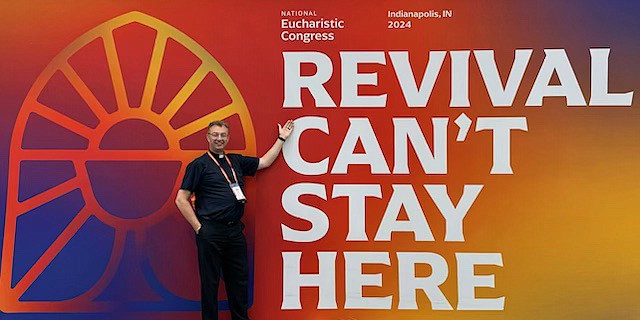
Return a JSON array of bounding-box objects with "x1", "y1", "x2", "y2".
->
[{"x1": 180, "y1": 152, "x2": 259, "y2": 222}]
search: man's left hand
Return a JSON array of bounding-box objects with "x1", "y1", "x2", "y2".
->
[{"x1": 278, "y1": 119, "x2": 294, "y2": 140}]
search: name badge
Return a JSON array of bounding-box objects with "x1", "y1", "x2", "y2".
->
[{"x1": 230, "y1": 182, "x2": 247, "y2": 203}]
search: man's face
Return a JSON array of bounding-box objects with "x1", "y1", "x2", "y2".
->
[{"x1": 206, "y1": 125, "x2": 229, "y2": 153}]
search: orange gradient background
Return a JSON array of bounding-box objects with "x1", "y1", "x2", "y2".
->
[{"x1": 1, "y1": 1, "x2": 639, "y2": 319}]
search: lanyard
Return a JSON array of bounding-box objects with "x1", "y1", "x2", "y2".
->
[{"x1": 206, "y1": 151, "x2": 239, "y2": 184}]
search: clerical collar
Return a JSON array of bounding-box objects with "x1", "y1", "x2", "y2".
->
[{"x1": 208, "y1": 150, "x2": 225, "y2": 159}]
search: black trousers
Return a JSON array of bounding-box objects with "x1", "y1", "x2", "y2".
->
[{"x1": 196, "y1": 219, "x2": 250, "y2": 320}]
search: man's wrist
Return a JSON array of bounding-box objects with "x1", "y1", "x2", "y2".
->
[
  {"x1": 195, "y1": 224, "x2": 202, "y2": 234},
  {"x1": 278, "y1": 136, "x2": 286, "y2": 142}
]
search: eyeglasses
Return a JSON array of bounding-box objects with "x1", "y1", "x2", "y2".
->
[{"x1": 207, "y1": 132, "x2": 228, "y2": 138}]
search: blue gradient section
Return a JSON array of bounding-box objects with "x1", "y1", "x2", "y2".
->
[
  {"x1": 18, "y1": 160, "x2": 76, "y2": 202},
  {"x1": 12, "y1": 189, "x2": 84, "y2": 287},
  {"x1": 95, "y1": 231, "x2": 159, "y2": 306},
  {"x1": 20, "y1": 215, "x2": 115, "y2": 301},
  {"x1": 138, "y1": 256, "x2": 201, "y2": 311},
  {"x1": 20, "y1": 114, "x2": 88, "y2": 150}
]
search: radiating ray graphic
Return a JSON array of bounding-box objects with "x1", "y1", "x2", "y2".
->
[
  {"x1": 174, "y1": 102, "x2": 239, "y2": 138},
  {"x1": 160, "y1": 64, "x2": 210, "y2": 120},
  {"x1": 102, "y1": 31, "x2": 130, "y2": 110},
  {"x1": 30, "y1": 102, "x2": 95, "y2": 138},
  {"x1": 140, "y1": 32, "x2": 168, "y2": 111},
  {"x1": 15, "y1": 178, "x2": 79, "y2": 215},
  {"x1": 59, "y1": 63, "x2": 109, "y2": 119}
]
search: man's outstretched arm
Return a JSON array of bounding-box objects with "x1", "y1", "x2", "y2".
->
[{"x1": 258, "y1": 119, "x2": 294, "y2": 170}]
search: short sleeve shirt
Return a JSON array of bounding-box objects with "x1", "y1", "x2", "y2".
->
[{"x1": 180, "y1": 152, "x2": 259, "y2": 222}]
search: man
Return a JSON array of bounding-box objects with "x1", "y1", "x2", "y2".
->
[{"x1": 175, "y1": 119, "x2": 294, "y2": 320}]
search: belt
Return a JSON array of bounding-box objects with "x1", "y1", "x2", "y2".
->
[{"x1": 199, "y1": 215, "x2": 239, "y2": 226}]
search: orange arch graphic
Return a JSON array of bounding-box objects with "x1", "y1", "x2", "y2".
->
[{"x1": 1, "y1": 11, "x2": 255, "y2": 312}]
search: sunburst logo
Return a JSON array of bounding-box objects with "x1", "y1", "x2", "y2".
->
[{"x1": 1, "y1": 11, "x2": 255, "y2": 312}]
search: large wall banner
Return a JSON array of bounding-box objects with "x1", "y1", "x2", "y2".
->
[{"x1": 1, "y1": 1, "x2": 639, "y2": 319}]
